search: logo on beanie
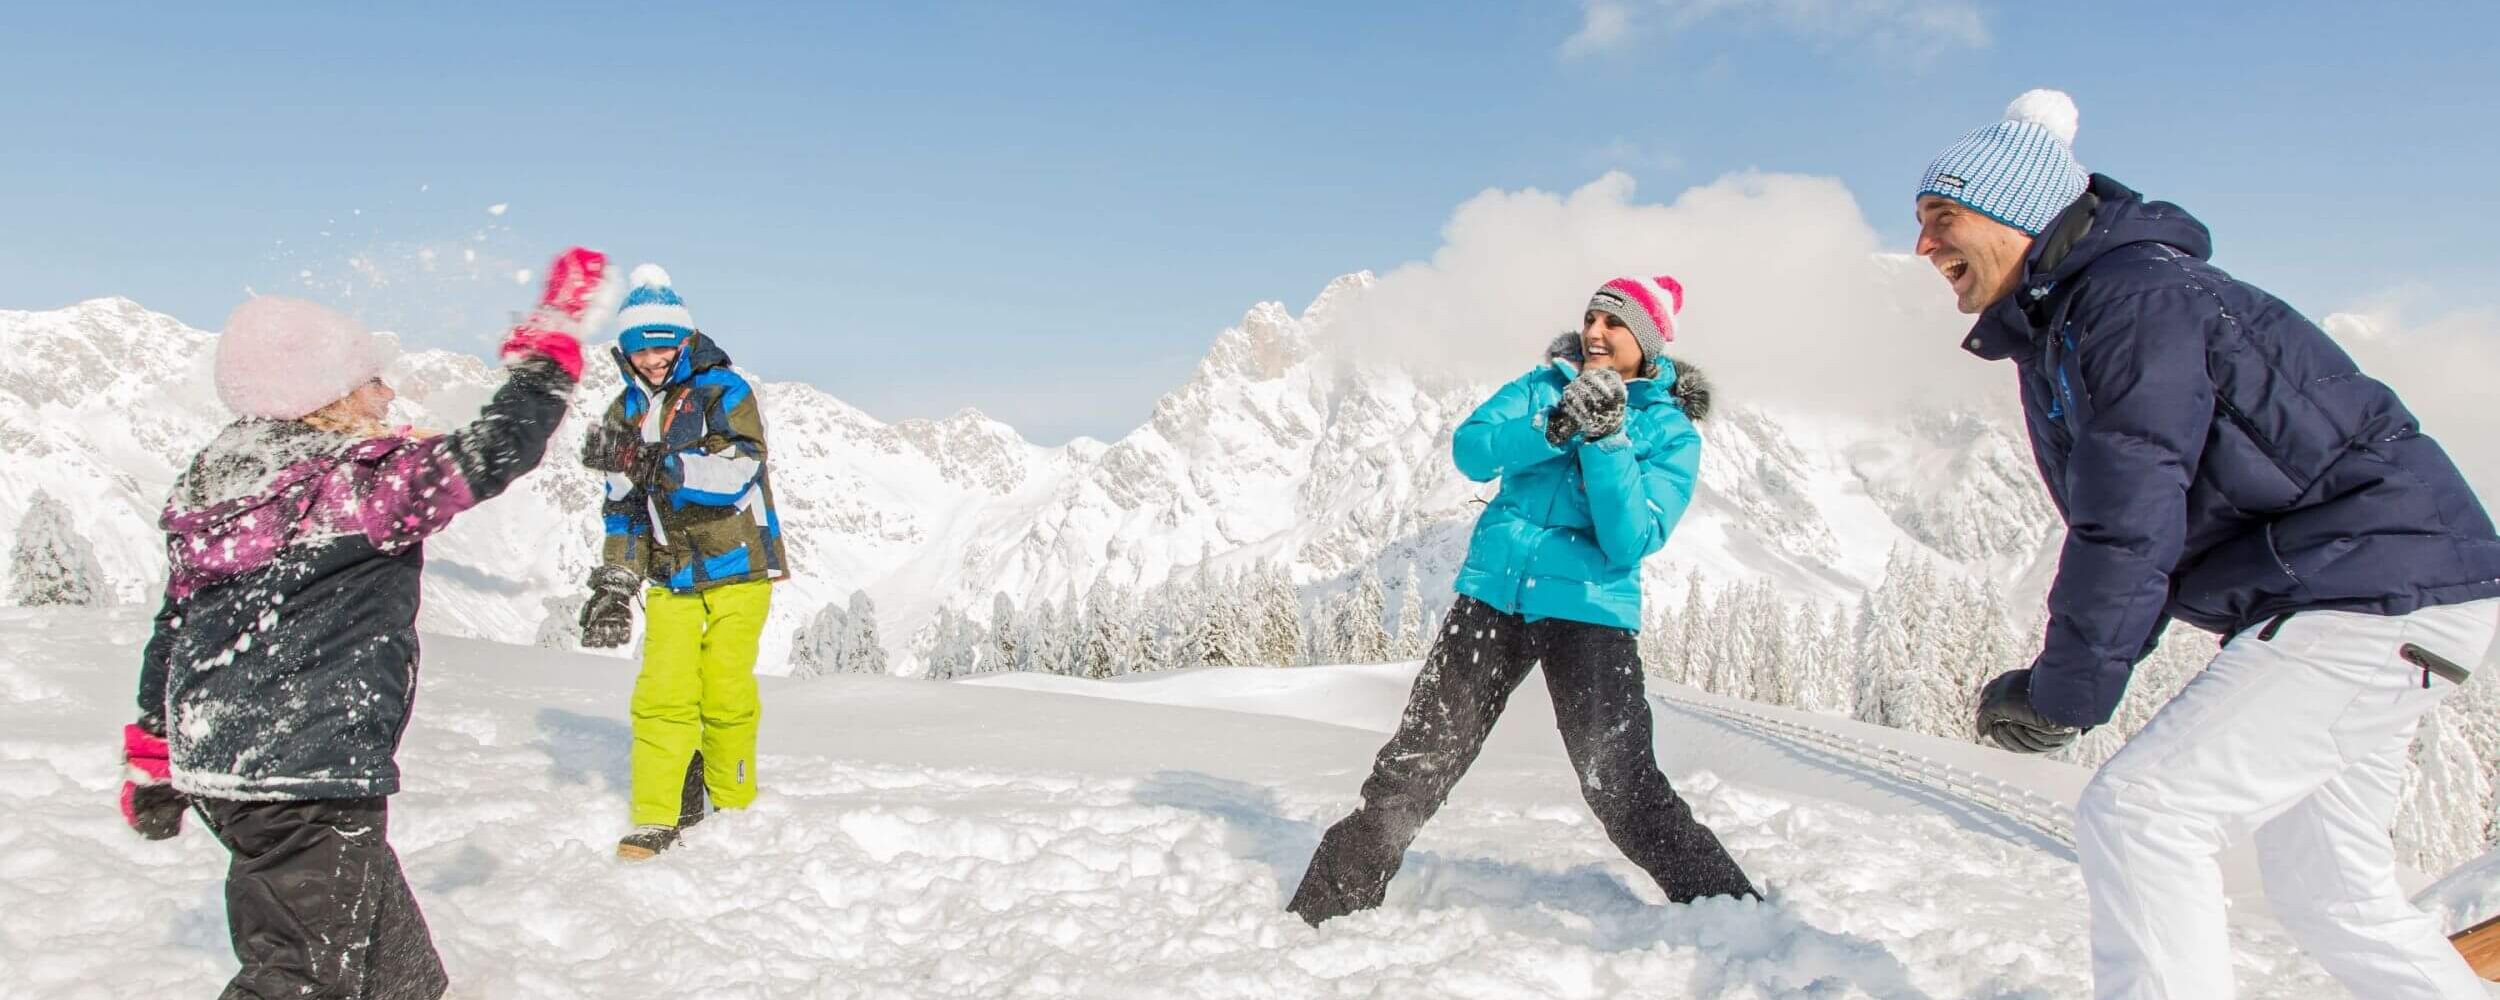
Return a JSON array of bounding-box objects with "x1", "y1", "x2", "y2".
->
[
  {"x1": 1935, "y1": 173, "x2": 1968, "y2": 190},
  {"x1": 1592, "y1": 290, "x2": 1629, "y2": 308}
]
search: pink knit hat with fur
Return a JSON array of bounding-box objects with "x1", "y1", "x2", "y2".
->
[{"x1": 215, "y1": 297, "x2": 395, "y2": 419}]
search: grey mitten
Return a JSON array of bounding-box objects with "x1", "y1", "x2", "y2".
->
[{"x1": 1551, "y1": 365, "x2": 1627, "y2": 444}]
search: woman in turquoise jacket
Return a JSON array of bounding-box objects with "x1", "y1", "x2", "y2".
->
[{"x1": 1290, "y1": 275, "x2": 1758, "y2": 926}]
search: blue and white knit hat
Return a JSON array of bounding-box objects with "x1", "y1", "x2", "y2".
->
[
  {"x1": 1918, "y1": 89, "x2": 2088, "y2": 235},
  {"x1": 615, "y1": 264, "x2": 696, "y2": 353}
]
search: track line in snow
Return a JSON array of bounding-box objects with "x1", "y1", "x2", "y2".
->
[{"x1": 1652, "y1": 690, "x2": 2077, "y2": 859}]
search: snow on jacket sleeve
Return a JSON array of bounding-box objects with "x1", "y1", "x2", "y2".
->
[
  {"x1": 1578, "y1": 407, "x2": 1702, "y2": 571},
  {"x1": 351, "y1": 356, "x2": 575, "y2": 549},
  {"x1": 1453, "y1": 370, "x2": 1569, "y2": 483},
  {"x1": 659, "y1": 370, "x2": 766, "y2": 507},
  {"x1": 2028, "y1": 288, "x2": 2216, "y2": 728}
]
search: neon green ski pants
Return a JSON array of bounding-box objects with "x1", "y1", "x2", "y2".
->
[{"x1": 630, "y1": 579, "x2": 771, "y2": 827}]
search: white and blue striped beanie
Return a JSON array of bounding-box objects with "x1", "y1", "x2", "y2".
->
[
  {"x1": 615, "y1": 264, "x2": 696, "y2": 352},
  {"x1": 1918, "y1": 90, "x2": 2087, "y2": 236}
]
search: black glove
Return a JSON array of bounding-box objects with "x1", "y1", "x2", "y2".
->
[
  {"x1": 579, "y1": 565, "x2": 642, "y2": 649},
  {"x1": 1976, "y1": 669, "x2": 2081, "y2": 754},
  {"x1": 583, "y1": 423, "x2": 638, "y2": 474},
  {"x1": 1546, "y1": 365, "x2": 1627, "y2": 447}
]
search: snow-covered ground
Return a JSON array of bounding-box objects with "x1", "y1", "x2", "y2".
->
[{"x1": 5, "y1": 607, "x2": 2488, "y2": 998}]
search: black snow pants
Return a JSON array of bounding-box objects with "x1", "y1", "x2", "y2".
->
[
  {"x1": 197, "y1": 796, "x2": 448, "y2": 1000},
  {"x1": 1289, "y1": 596, "x2": 1757, "y2": 925}
]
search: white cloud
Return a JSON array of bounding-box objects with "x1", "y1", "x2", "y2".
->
[
  {"x1": 1320, "y1": 170, "x2": 2007, "y2": 421},
  {"x1": 1561, "y1": 0, "x2": 1637, "y2": 58},
  {"x1": 1562, "y1": 0, "x2": 1991, "y2": 60},
  {"x1": 1315, "y1": 167, "x2": 2497, "y2": 502}
]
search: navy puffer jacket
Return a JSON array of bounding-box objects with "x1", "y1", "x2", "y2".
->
[{"x1": 1965, "y1": 175, "x2": 2500, "y2": 727}]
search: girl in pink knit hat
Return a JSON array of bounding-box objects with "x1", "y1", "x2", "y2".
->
[{"x1": 117, "y1": 248, "x2": 606, "y2": 1000}]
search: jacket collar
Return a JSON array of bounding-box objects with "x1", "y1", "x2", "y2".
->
[{"x1": 1960, "y1": 174, "x2": 2213, "y2": 363}]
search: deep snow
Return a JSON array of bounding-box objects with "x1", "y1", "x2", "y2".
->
[{"x1": 4, "y1": 607, "x2": 2490, "y2": 998}]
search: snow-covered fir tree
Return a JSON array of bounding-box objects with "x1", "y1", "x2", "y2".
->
[
  {"x1": 1391, "y1": 564, "x2": 1426, "y2": 660},
  {"x1": 1253, "y1": 563, "x2": 1305, "y2": 668},
  {"x1": 989, "y1": 592, "x2": 1023, "y2": 673},
  {"x1": 1080, "y1": 578, "x2": 1141, "y2": 679},
  {"x1": 1673, "y1": 569, "x2": 1713, "y2": 689},
  {"x1": 1746, "y1": 581, "x2": 1796, "y2": 708},
  {"x1": 1024, "y1": 597, "x2": 1072, "y2": 676},
  {"x1": 1138, "y1": 582, "x2": 1194, "y2": 673},
  {"x1": 841, "y1": 590, "x2": 891, "y2": 676},
  {"x1": 918, "y1": 604, "x2": 987, "y2": 680},
  {"x1": 9, "y1": 490, "x2": 108, "y2": 607},
  {"x1": 1192, "y1": 572, "x2": 1255, "y2": 667},
  {"x1": 1322, "y1": 569, "x2": 1390, "y2": 664},
  {"x1": 1706, "y1": 585, "x2": 1755, "y2": 702}
]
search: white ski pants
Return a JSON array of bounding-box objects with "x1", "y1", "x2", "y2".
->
[{"x1": 2078, "y1": 597, "x2": 2500, "y2": 1000}]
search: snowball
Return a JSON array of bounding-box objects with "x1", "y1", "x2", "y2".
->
[
  {"x1": 487, "y1": 203, "x2": 509, "y2": 216},
  {"x1": 630, "y1": 264, "x2": 673, "y2": 289},
  {"x1": 2004, "y1": 89, "x2": 2078, "y2": 146}
]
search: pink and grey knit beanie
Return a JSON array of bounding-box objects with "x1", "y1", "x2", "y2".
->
[{"x1": 1587, "y1": 275, "x2": 1682, "y2": 379}]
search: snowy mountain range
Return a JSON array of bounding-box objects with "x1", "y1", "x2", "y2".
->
[{"x1": 0, "y1": 282, "x2": 2063, "y2": 671}]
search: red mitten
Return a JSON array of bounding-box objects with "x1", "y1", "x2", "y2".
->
[
  {"x1": 538, "y1": 246, "x2": 611, "y2": 322},
  {"x1": 121, "y1": 723, "x2": 184, "y2": 840},
  {"x1": 499, "y1": 246, "x2": 610, "y2": 381},
  {"x1": 501, "y1": 326, "x2": 586, "y2": 381}
]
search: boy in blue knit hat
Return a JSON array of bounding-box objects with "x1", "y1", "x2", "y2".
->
[
  {"x1": 578, "y1": 264, "x2": 790, "y2": 861},
  {"x1": 1921, "y1": 90, "x2": 2500, "y2": 998}
]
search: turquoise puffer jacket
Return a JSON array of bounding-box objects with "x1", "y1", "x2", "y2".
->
[{"x1": 1450, "y1": 349, "x2": 1710, "y2": 631}]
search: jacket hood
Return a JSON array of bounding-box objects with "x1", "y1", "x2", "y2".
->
[
  {"x1": 167, "y1": 421, "x2": 350, "y2": 523},
  {"x1": 2027, "y1": 174, "x2": 2211, "y2": 291},
  {"x1": 613, "y1": 331, "x2": 735, "y2": 391},
  {"x1": 1541, "y1": 332, "x2": 1711, "y2": 421}
]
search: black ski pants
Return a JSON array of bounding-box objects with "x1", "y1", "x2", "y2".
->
[
  {"x1": 197, "y1": 796, "x2": 448, "y2": 1000},
  {"x1": 1290, "y1": 596, "x2": 1757, "y2": 924}
]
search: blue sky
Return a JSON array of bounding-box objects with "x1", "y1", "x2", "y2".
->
[{"x1": 5, "y1": 2, "x2": 2493, "y2": 443}]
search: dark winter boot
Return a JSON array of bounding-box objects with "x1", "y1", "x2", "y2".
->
[{"x1": 615, "y1": 824, "x2": 682, "y2": 862}]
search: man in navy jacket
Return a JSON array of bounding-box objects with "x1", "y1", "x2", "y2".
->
[{"x1": 1919, "y1": 90, "x2": 2500, "y2": 999}]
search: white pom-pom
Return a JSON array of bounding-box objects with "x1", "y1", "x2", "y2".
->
[
  {"x1": 2004, "y1": 89, "x2": 2079, "y2": 146},
  {"x1": 630, "y1": 263, "x2": 673, "y2": 289}
]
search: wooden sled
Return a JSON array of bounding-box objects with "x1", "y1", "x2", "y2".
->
[{"x1": 2454, "y1": 913, "x2": 2500, "y2": 981}]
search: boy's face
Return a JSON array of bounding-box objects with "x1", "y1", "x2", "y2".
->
[{"x1": 630, "y1": 345, "x2": 679, "y2": 385}]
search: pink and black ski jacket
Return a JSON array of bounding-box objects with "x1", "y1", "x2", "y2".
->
[{"x1": 134, "y1": 357, "x2": 573, "y2": 800}]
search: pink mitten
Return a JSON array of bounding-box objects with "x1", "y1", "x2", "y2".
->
[
  {"x1": 499, "y1": 246, "x2": 610, "y2": 380},
  {"x1": 121, "y1": 723, "x2": 183, "y2": 840}
]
